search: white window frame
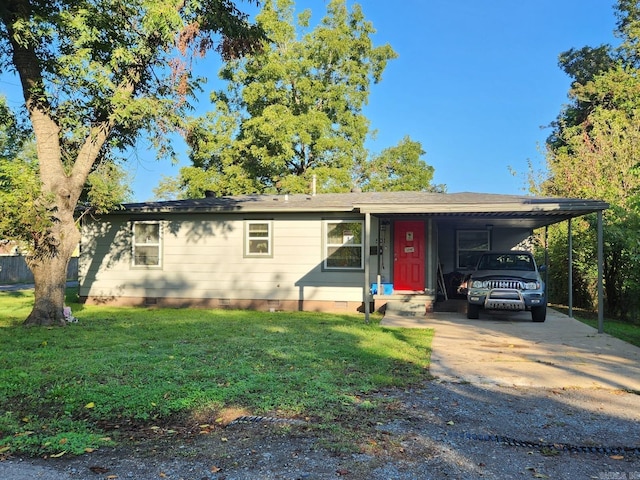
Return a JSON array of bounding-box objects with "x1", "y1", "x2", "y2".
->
[
  {"x1": 245, "y1": 220, "x2": 273, "y2": 257},
  {"x1": 132, "y1": 221, "x2": 162, "y2": 268},
  {"x1": 323, "y1": 219, "x2": 364, "y2": 270},
  {"x1": 456, "y1": 229, "x2": 490, "y2": 269}
]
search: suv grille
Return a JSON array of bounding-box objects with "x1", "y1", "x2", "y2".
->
[{"x1": 487, "y1": 280, "x2": 522, "y2": 289}]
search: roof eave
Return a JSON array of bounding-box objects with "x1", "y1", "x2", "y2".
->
[
  {"x1": 355, "y1": 200, "x2": 609, "y2": 215},
  {"x1": 115, "y1": 205, "x2": 357, "y2": 215}
]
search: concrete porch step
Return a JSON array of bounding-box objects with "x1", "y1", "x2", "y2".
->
[{"x1": 384, "y1": 298, "x2": 429, "y2": 317}]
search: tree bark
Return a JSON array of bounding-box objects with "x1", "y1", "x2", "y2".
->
[
  {"x1": 24, "y1": 253, "x2": 71, "y2": 327},
  {"x1": 3, "y1": 0, "x2": 262, "y2": 326},
  {"x1": 23, "y1": 201, "x2": 80, "y2": 327},
  {"x1": 4, "y1": 4, "x2": 100, "y2": 326}
]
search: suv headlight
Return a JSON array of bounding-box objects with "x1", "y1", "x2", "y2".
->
[
  {"x1": 471, "y1": 280, "x2": 484, "y2": 288},
  {"x1": 524, "y1": 281, "x2": 540, "y2": 290}
]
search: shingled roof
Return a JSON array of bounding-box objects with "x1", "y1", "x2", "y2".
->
[{"x1": 116, "y1": 191, "x2": 608, "y2": 229}]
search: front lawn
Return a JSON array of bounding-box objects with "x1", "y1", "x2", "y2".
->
[{"x1": 0, "y1": 288, "x2": 432, "y2": 456}]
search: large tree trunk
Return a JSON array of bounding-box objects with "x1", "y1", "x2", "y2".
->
[
  {"x1": 23, "y1": 203, "x2": 80, "y2": 327},
  {"x1": 4, "y1": 7, "x2": 100, "y2": 327}
]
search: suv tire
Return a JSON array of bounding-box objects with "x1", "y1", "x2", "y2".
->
[
  {"x1": 467, "y1": 302, "x2": 480, "y2": 319},
  {"x1": 531, "y1": 305, "x2": 547, "y2": 322}
]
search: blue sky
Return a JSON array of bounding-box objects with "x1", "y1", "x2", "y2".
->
[
  {"x1": 1, "y1": 1, "x2": 621, "y2": 201},
  {"x1": 355, "y1": 0, "x2": 620, "y2": 196}
]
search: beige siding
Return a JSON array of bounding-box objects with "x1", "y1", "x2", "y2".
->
[{"x1": 80, "y1": 212, "x2": 367, "y2": 309}]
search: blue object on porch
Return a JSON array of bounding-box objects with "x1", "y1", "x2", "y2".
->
[{"x1": 370, "y1": 283, "x2": 393, "y2": 295}]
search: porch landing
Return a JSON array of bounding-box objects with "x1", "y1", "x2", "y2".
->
[{"x1": 380, "y1": 298, "x2": 467, "y2": 328}]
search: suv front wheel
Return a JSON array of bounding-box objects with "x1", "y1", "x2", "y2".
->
[
  {"x1": 531, "y1": 305, "x2": 547, "y2": 322},
  {"x1": 467, "y1": 302, "x2": 480, "y2": 319}
]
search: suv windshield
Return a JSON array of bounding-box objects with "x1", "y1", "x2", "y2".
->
[{"x1": 476, "y1": 253, "x2": 535, "y2": 272}]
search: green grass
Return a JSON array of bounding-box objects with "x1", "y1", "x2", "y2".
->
[
  {"x1": 575, "y1": 317, "x2": 640, "y2": 348},
  {"x1": 0, "y1": 288, "x2": 433, "y2": 456},
  {"x1": 551, "y1": 305, "x2": 640, "y2": 348}
]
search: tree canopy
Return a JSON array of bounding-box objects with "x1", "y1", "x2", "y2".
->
[
  {"x1": 156, "y1": 0, "x2": 441, "y2": 199},
  {"x1": 537, "y1": 0, "x2": 640, "y2": 319},
  {"x1": 0, "y1": 0, "x2": 263, "y2": 325},
  {"x1": 359, "y1": 136, "x2": 444, "y2": 193}
]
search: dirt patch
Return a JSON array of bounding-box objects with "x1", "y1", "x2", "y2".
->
[{"x1": 1, "y1": 380, "x2": 639, "y2": 480}]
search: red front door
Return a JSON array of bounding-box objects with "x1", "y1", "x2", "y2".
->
[{"x1": 393, "y1": 221, "x2": 425, "y2": 291}]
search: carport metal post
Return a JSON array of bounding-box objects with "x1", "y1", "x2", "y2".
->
[
  {"x1": 568, "y1": 218, "x2": 573, "y2": 318},
  {"x1": 597, "y1": 210, "x2": 604, "y2": 333},
  {"x1": 544, "y1": 226, "x2": 549, "y2": 298}
]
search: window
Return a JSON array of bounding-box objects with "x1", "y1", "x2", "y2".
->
[
  {"x1": 457, "y1": 230, "x2": 490, "y2": 269},
  {"x1": 245, "y1": 221, "x2": 272, "y2": 257},
  {"x1": 132, "y1": 221, "x2": 162, "y2": 267},
  {"x1": 324, "y1": 220, "x2": 363, "y2": 270}
]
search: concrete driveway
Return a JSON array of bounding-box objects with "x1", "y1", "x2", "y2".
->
[{"x1": 381, "y1": 306, "x2": 640, "y2": 391}]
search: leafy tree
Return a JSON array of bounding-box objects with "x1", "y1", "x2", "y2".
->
[
  {"x1": 544, "y1": 67, "x2": 640, "y2": 203},
  {"x1": 0, "y1": 99, "x2": 41, "y2": 254},
  {"x1": 558, "y1": 45, "x2": 617, "y2": 87},
  {"x1": 538, "y1": 0, "x2": 640, "y2": 319},
  {"x1": 546, "y1": 45, "x2": 617, "y2": 150},
  {"x1": 164, "y1": 0, "x2": 400, "y2": 198},
  {"x1": 0, "y1": 0, "x2": 263, "y2": 326},
  {"x1": 0, "y1": 96, "x2": 43, "y2": 256},
  {"x1": 0, "y1": 95, "x2": 29, "y2": 161},
  {"x1": 616, "y1": 0, "x2": 640, "y2": 67},
  {"x1": 1, "y1": 96, "x2": 133, "y2": 251},
  {"x1": 359, "y1": 136, "x2": 445, "y2": 193}
]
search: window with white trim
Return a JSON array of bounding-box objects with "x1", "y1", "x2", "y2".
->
[
  {"x1": 457, "y1": 230, "x2": 490, "y2": 269},
  {"x1": 324, "y1": 220, "x2": 364, "y2": 270},
  {"x1": 245, "y1": 221, "x2": 272, "y2": 257},
  {"x1": 132, "y1": 221, "x2": 162, "y2": 267}
]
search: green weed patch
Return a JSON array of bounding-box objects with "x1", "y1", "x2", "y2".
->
[{"x1": 0, "y1": 289, "x2": 432, "y2": 456}]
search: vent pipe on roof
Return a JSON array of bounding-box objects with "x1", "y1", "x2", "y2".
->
[{"x1": 312, "y1": 175, "x2": 317, "y2": 196}]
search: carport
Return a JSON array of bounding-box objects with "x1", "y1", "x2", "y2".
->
[{"x1": 356, "y1": 194, "x2": 609, "y2": 328}]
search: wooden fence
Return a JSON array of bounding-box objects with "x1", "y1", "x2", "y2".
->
[{"x1": 0, "y1": 256, "x2": 78, "y2": 284}]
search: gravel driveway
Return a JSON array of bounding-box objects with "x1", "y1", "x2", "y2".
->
[{"x1": 1, "y1": 308, "x2": 639, "y2": 480}]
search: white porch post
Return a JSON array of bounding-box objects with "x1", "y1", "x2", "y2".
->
[{"x1": 364, "y1": 212, "x2": 371, "y2": 323}]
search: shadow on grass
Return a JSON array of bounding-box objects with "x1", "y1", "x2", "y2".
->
[{"x1": 0, "y1": 304, "x2": 433, "y2": 456}]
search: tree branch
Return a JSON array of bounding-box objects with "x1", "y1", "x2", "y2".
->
[{"x1": 3, "y1": 1, "x2": 65, "y2": 192}]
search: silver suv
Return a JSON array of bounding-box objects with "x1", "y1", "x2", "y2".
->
[{"x1": 466, "y1": 251, "x2": 547, "y2": 322}]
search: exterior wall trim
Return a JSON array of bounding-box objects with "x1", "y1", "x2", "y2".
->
[{"x1": 80, "y1": 295, "x2": 365, "y2": 314}]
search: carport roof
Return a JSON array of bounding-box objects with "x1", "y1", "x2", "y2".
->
[{"x1": 119, "y1": 191, "x2": 608, "y2": 229}]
